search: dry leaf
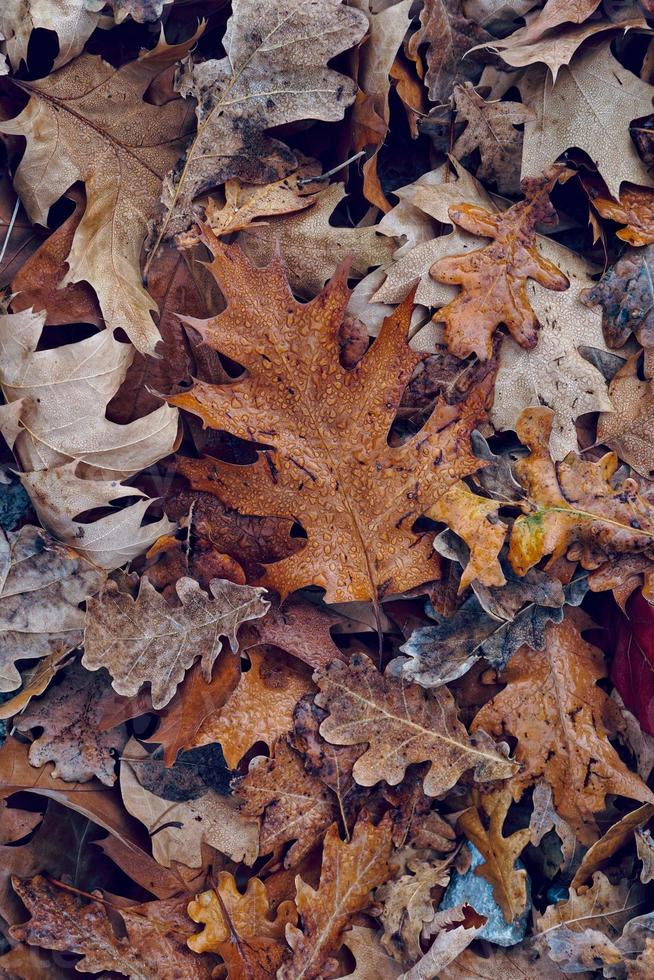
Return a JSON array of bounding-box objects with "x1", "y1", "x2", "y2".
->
[
  {"x1": 473, "y1": 616, "x2": 654, "y2": 843},
  {"x1": 235, "y1": 740, "x2": 337, "y2": 868},
  {"x1": 428, "y1": 482, "x2": 506, "y2": 590},
  {"x1": 315, "y1": 652, "x2": 516, "y2": 796},
  {"x1": 120, "y1": 739, "x2": 258, "y2": 868},
  {"x1": 170, "y1": 234, "x2": 495, "y2": 603},
  {"x1": 187, "y1": 872, "x2": 297, "y2": 977},
  {"x1": 376, "y1": 855, "x2": 451, "y2": 964},
  {"x1": 0, "y1": 29, "x2": 201, "y2": 353},
  {"x1": 458, "y1": 788, "x2": 530, "y2": 924},
  {"x1": 14, "y1": 661, "x2": 127, "y2": 786},
  {"x1": 397, "y1": 915, "x2": 486, "y2": 980},
  {"x1": 152, "y1": 0, "x2": 368, "y2": 245},
  {"x1": 636, "y1": 827, "x2": 654, "y2": 883},
  {"x1": 518, "y1": 42, "x2": 654, "y2": 199},
  {"x1": 0, "y1": 0, "x2": 102, "y2": 71},
  {"x1": 83, "y1": 575, "x2": 269, "y2": 709},
  {"x1": 0, "y1": 524, "x2": 105, "y2": 693},
  {"x1": 341, "y1": 926, "x2": 402, "y2": 980},
  {"x1": 279, "y1": 814, "x2": 394, "y2": 980},
  {"x1": 571, "y1": 803, "x2": 654, "y2": 888},
  {"x1": 598, "y1": 353, "x2": 654, "y2": 478},
  {"x1": 593, "y1": 185, "x2": 654, "y2": 247},
  {"x1": 191, "y1": 649, "x2": 311, "y2": 768}
]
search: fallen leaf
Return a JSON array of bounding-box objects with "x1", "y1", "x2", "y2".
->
[
  {"x1": 341, "y1": 926, "x2": 402, "y2": 979},
  {"x1": 14, "y1": 661, "x2": 127, "y2": 786},
  {"x1": 0, "y1": 28, "x2": 201, "y2": 352},
  {"x1": 397, "y1": 915, "x2": 486, "y2": 980},
  {"x1": 428, "y1": 482, "x2": 506, "y2": 590},
  {"x1": 197, "y1": 172, "x2": 318, "y2": 239},
  {"x1": 0, "y1": 0, "x2": 102, "y2": 71},
  {"x1": 472, "y1": 616, "x2": 654, "y2": 843},
  {"x1": 592, "y1": 184, "x2": 654, "y2": 246},
  {"x1": 279, "y1": 814, "x2": 394, "y2": 980},
  {"x1": 597, "y1": 353, "x2": 654, "y2": 478},
  {"x1": 376, "y1": 855, "x2": 451, "y2": 964},
  {"x1": 529, "y1": 782, "x2": 577, "y2": 875},
  {"x1": 636, "y1": 827, "x2": 654, "y2": 883},
  {"x1": 571, "y1": 803, "x2": 654, "y2": 888},
  {"x1": 517, "y1": 42, "x2": 654, "y2": 199},
  {"x1": 152, "y1": 0, "x2": 368, "y2": 246},
  {"x1": 430, "y1": 173, "x2": 569, "y2": 360},
  {"x1": 0, "y1": 524, "x2": 105, "y2": 693},
  {"x1": 235, "y1": 740, "x2": 337, "y2": 868},
  {"x1": 83, "y1": 575, "x2": 269, "y2": 710},
  {"x1": 315, "y1": 652, "x2": 517, "y2": 796},
  {"x1": 191, "y1": 649, "x2": 311, "y2": 768},
  {"x1": 170, "y1": 234, "x2": 495, "y2": 603}
]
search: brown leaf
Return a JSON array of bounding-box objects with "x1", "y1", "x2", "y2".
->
[
  {"x1": 508, "y1": 407, "x2": 654, "y2": 577},
  {"x1": 10, "y1": 875, "x2": 214, "y2": 979},
  {"x1": 452, "y1": 83, "x2": 534, "y2": 195},
  {"x1": 0, "y1": 524, "x2": 105, "y2": 694},
  {"x1": 428, "y1": 482, "x2": 506, "y2": 591},
  {"x1": 170, "y1": 235, "x2": 495, "y2": 603},
  {"x1": 191, "y1": 649, "x2": 312, "y2": 768},
  {"x1": 340, "y1": 926, "x2": 402, "y2": 979},
  {"x1": 242, "y1": 597, "x2": 345, "y2": 671},
  {"x1": 430, "y1": 175, "x2": 569, "y2": 360},
  {"x1": 376, "y1": 855, "x2": 451, "y2": 964},
  {"x1": 472, "y1": 616, "x2": 654, "y2": 843},
  {"x1": 279, "y1": 814, "x2": 394, "y2": 980},
  {"x1": 0, "y1": 29, "x2": 202, "y2": 353},
  {"x1": 235, "y1": 740, "x2": 337, "y2": 868},
  {"x1": 14, "y1": 661, "x2": 127, "y2": 786},
  {"x1": 315, "y1": 652, "x2": 516, "y2": 797},
  {"x1": 571, "y1": 804, "x2": 654, "y2": 888},
  {"x1": 83, "y1": 575, "x2": 269, "y2": 710},
  {"x1": 152, "y1": 0, "x2": 368, "y2": 245},
  {"x1": 195, "y1": 170, "x2": 320, "y2": 239},
  {"x1": 406, "y1": 0, "x2": 493, "y2": 105},
  {"x1": 10, "y1": 187, "x2": 101, "y2": 326},
  {"x1": 636, "y1": 827, "x2": 654, "y2": 883},
  {"x1": 187, "y1": 871, "x2": 297, "y2": 977},
  {"x1": 458, "y1": 788, "x2": 531, "y2": 924},
  {"x1": 597, "y1": 353, "x2": 654, "y2": 479},
  {"x1": 397, "y1": 913, "x2": 486, "y2": 980},
  {"x1": 593, "y1": 185, "x2": 654, "y2": 247}
]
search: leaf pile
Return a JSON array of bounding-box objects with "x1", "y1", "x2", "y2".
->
[{"x1": 2, "y1": 2, "x2": 654, "y2": 977}]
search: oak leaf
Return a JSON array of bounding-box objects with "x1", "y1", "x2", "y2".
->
[
  {"x1": 190, "y1": 649, "x2": 311, "y2": 768},
  {"x1": 428, "y1": 482, "x2": 506, "y2": 591},
  {"x1": 430, "y1": 179, "x2": 570, "y2": 360},
  {"x1": 0, "y1": 524, "x2": 105, "y2": 693},
  {"x1": 397, "y1": 913, "x2": 486, "y2": 980},
  {"x1": 10, "y1": 875, "x2": 214, "y2": 979},
  {"x1": 152, "y1": 0, "x2": 368, "y2": 246},
  {"x1": 452, "y1": 82, "x2": 534, "y2": 195},
  {"x1": 0, "y1": 0, "x2": 102, "y2": 71},
  {"x1": 238, "y1": 183, "x2": 395, "y2": 296},
  {"x1": 592, "y1": 185, "x2": 654, "y2": 247},
  {"x1": 472, "y1": 616, "x2": 654, "y2": 843},
  {"x1": 597, "y1": 353, "x2": 654, "y2": 479},
  {"x1": 570, "y1": 803, "x2": 654, "y2": 888},
  {"x1": 376, "y1": 855, "x2": 451, "y2": 964},
  {"x1": 406, "y1": 0, "x2": 492, "y2": 105},
  {"x1": 83, "y1": 575, "x2": 269, "y2": 710},
  {"x1": 517, "y1": 42, "x2": 654, "y2": 199},
  {"x1": 194, "y1": 170, "x2": 320, "y2": 240},
  {"x1": 187, "y1": 872, "x2": 297, "y2": 978},
  {"x1": 340, "y1": 926, "x2": 402, "y2": 979},
  {"x1": 457, "y1": 788, "x2": 531, "y2": 924},
  {"x1": 87, "y1": 0, "x2": 173, "y2": 25},
  {"x1": 314, "y1": 652, "x2": 516, "y2": 797},
  {"x1": 170, "y1": 235, "x2": 495, "y2": 603},
  {"x1": 235, "y1": 740, "x2": 337, "y2": 868},
  {"x1": 14, "y1": 661, "x2": 127, "y2": 786},
  {"x1": 279, "y1": 814, "x2": 394, "y2": 980},
  {"x1": 0, "y1": 29, "x2": 201, "y2": 353},
  {"x1": 508, "y1": 407, "x2": 654, "y2": 576}
]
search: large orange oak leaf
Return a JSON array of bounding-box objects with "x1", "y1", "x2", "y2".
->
[{"x1": 170, "y1": 233, "x2": 495, "y2": 603}]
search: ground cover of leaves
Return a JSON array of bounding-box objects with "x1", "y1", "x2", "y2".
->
[{"x1": 4, "y1": 1, "x2": 654, "y2": 977}]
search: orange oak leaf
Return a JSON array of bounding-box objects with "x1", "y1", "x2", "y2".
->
[
  {"x1": 457, "y1": 788, "x2": 531, "y2": 924},
  {"x1": 430, "y1": 177, "x2": 569, "y2": 360},
  {"x1": 279, "y1": 814, "x2": 394, "y2": 980},
  {"x1": 191, "y1": 649, "x2": 312, "y2": 768},
  {"x1": 187, "y1": 871, "x2": 297, "y2": 978},
  {"x1": 592, "y1": 184, "x2": 654, "y2": 246},
  {"x1": 472, "y1": 615, "x2": 654, "y2": 843},
  {"x1": 170, "y1": 233, "x2": 496, "y2": 603},
  {"x1": 508, "y1": 407, "x2": 654, "y2": 576}
]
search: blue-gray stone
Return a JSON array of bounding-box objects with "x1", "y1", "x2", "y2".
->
[{"x1": 441, "y1": 843, "x2": 531, "y2": 947}]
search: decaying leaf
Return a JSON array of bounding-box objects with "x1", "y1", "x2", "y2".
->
[
  {"x1": 597, "y1": 353, "x2": 654, "y2": 478},
  {"x1": 235, "y1": 740, "x2": 337, "y2": 868},
  {"x1": 473, "y1": 616, "x2": 654, "y2": 842},
  {"x1": 83, "y1": 575, "x2": 269, "y2": 709},
  {"x1": 14, "y1": 661, "x2": 127, "y2": 786},
  {"x1": 0, "y1": 524, "x2": 105, "y2": 693},
  {"x1": 315, "y1": 652, "x2": 516, "y2": 796},
  {"x1": 376, "y1": 854, "x2": 451, "y2": 964},
  {"x1": 187, "y1": 872, "x2": 297, "y2": 977},
  {"x1": 279, "y1": 815, "x2": 394, "y2": 980},
  {"x1": 153, "y1": 0, "x2": 368, "y2": 244},
  {"x1": 592, "y1": 184, "x2": 654, "y2": 247},
  {"x1": 171, "y1": 234, "x2": 496, "y2": 603},
  {"x1": 428, "y1": 482, "x2": 506, "y2": 590},
  {"x1": 0, "y1": 0, "x2": 102, "y2": 71}
]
